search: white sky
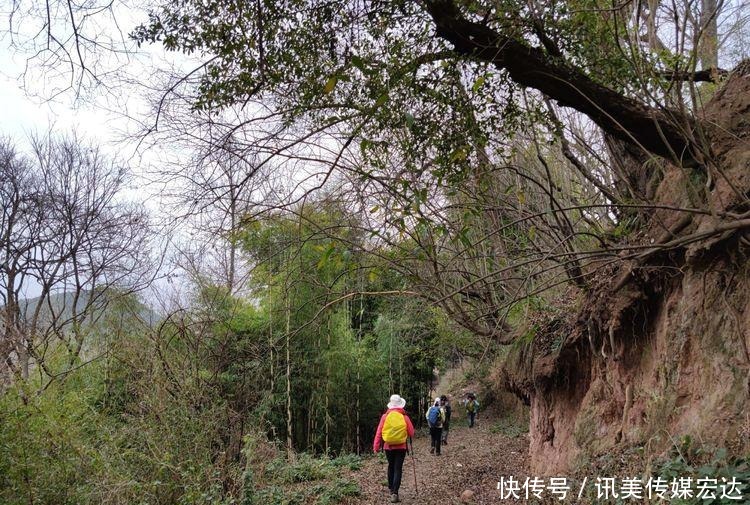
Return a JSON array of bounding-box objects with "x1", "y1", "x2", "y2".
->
[
  {"x1": 0, "y1": 57, "x2": 116, "y2": 145},
  {"x1": 0, "y1": 0, "x2": 201, "y2": 174},
  {"x1": 0, "y1": 25, "x2": 205, "y2": 205}
]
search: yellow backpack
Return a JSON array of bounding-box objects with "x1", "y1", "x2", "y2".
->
[{"x1": 381, "y1": 411, "x2": 407, "y2": 444}]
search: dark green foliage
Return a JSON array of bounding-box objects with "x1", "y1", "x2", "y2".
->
[
  {"x1": 264, "y1": 453, "x2": 362, "y2": 484},
  {"x1": 653, "y1": 438, "x2": 750, "y2": 505},
  {"x1": 129, "y1": 0, "x2": 676, "y2": 226},
  {"x1": 249, "y1": 479, "x2": 359, "y2": 505},
  {"x1": 310, "y1": 479, "x2": 361, "y2": 505},
  {"x1": 252, "y1": 487, "x2": 306, "y2": 505},
  {"x1": 131, "y1": 1, "x2": 547, "y2": 212},
  {"x1": 249, "y1": 456, "x2": 360, "y2": 505},
  {"x1": 266, "y1": 454, "x2": 338, "y2": 483},
  {"x1": 329, "y1": 453, "x2": 363, "y2": 471}
]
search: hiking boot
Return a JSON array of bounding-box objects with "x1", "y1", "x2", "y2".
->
[
  {"x1": 430, "y1": 446, "x2": 434, "y2": 454},
  {"x1": 390, "y1": 493, "x2": 400, "y2": 503}
]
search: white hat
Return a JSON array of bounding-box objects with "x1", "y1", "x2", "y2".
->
[
  {"x1": 387, "y1": 394, "x2": 406, "y2": 409},
  {"x1": 434, "y1": 398, "x2": 441, "y2": 406}
]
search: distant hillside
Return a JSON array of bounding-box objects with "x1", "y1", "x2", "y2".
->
[{"x1": 10, "y1": 291, "x2": 160, "y2": 330}]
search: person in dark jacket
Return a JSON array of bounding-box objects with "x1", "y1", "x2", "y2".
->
[
  {"x1": 465, "y1": 393, "x2": 480, "y2": 427},
  {"x1": 373, "y1": 394, "x2": 415, "y2": 503},
  {"x1": 440, "y1": 395, "x2": 452, "y2": 444},
  {"x1": 425, "y1": 398, "x2": 445, "y2": 455}
]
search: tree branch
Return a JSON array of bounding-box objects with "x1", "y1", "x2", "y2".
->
[
  {"x1": 659, "y1": 68, "x2": 728, "y2": 82},
  {"x1": 422, "y1": 0, "x2": 701, "y2": 168}
]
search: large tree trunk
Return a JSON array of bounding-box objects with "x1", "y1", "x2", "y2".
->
[{"x1": 699, "y1": 0, "x2": 719, "y2": 70}]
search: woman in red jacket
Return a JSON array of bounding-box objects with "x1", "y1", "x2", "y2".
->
[{"x1": 373, "y1": 394, "x2": 415, "y2": 503}]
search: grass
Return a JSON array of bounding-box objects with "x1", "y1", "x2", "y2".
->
[
  {"x1": 265, "y1": 453, "x2": 363, "y2": 484},
  {"x1": 490, "y1": 416, "x2": 529, "y2": 438},
  {"x1": 247, "y1": 453, "x2": 362, "y2": 505}
]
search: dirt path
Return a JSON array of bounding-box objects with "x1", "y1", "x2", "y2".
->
[{"x1": 345, "y1": 415, "x2": 529, "y2": 504}]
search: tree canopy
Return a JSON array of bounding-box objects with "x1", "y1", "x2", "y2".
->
[{"x1": 133, "y1": 0, "x2": 719, "y2": 169}]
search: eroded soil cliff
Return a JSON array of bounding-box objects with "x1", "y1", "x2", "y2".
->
[{"x1": 506, "y1": 61, "x2": 750, "y2": 474}]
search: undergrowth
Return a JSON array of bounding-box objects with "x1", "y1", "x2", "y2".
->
[
  {"x1": 244, "y1": 452, "x2": 361, "y2": 505},
  {"x1": 576, "y1": 436, "x2": 750, "y2": 504},
  {"x1": 490, "y1": 416, "x2": 529, "y2": 438},
  {"x1": 651, "y1": 437, "x2": 750, "y2": 504}
]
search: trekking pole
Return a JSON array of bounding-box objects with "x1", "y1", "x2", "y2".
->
[{"x1": 409, "y1": 437, "x2": 418, "y2": 497}]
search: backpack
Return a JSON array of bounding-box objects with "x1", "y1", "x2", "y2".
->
[
  {"x1": 382, "y1": 411, "x2": 408, "y2": 444},
  {"x1": 466, "y1": 400, "x2": 477, "y2": 413},
  {"x1": 427, "y1": 406, "x2": 442, "y2": 427}
]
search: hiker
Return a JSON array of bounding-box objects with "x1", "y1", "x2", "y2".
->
[
  {"x1": 425, "y1": 398, "x2": 445, "y2": 455},
  {"x1": 440, "y1": 395, "x2": 451, "y2": 444},
  {"x1": 373, "y1": 394, "x2": 415, "y2": 504},
  {"x1": 465, "y1": 393, "x2": 480, "y2": 428}
]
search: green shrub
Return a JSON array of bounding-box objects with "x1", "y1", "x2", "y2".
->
[
  {"x1": 330, "y1": 453, "x2": 363, "y2": 471},
  {"x1": 653, "y1": 437, "x2": 750, "y2": 504},
  {"x1": 252, "y1": 486, "x2": 306, "y2": 505},
  {"x1": 266, "y1": 453, "x2": 335, "y2": 483},
  {"x1": 0, "y1": 365, "x2": 108, "y2": 505},
  {"x1": 249, "y1": 452, "x2": 360, "y2": 505},
  {"x1": 310, "y1": 478, "x2": 360, "y2": 505}
]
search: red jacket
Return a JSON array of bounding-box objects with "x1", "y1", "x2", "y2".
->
[{"x1": 373, "y1": 408, "x2": 415, "y2": 452}]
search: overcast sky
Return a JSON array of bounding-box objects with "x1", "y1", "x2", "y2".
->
[
  {"x1": 0, "y1": 55, "x2": 115, "y2": 144},
  {"x1": 0, "y1": 0, "x2": 194, "y2": 169}
]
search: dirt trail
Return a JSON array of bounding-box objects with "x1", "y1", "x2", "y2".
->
[{"x1": 345, "y1": 413, "x2": 529, "y2": 504}]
